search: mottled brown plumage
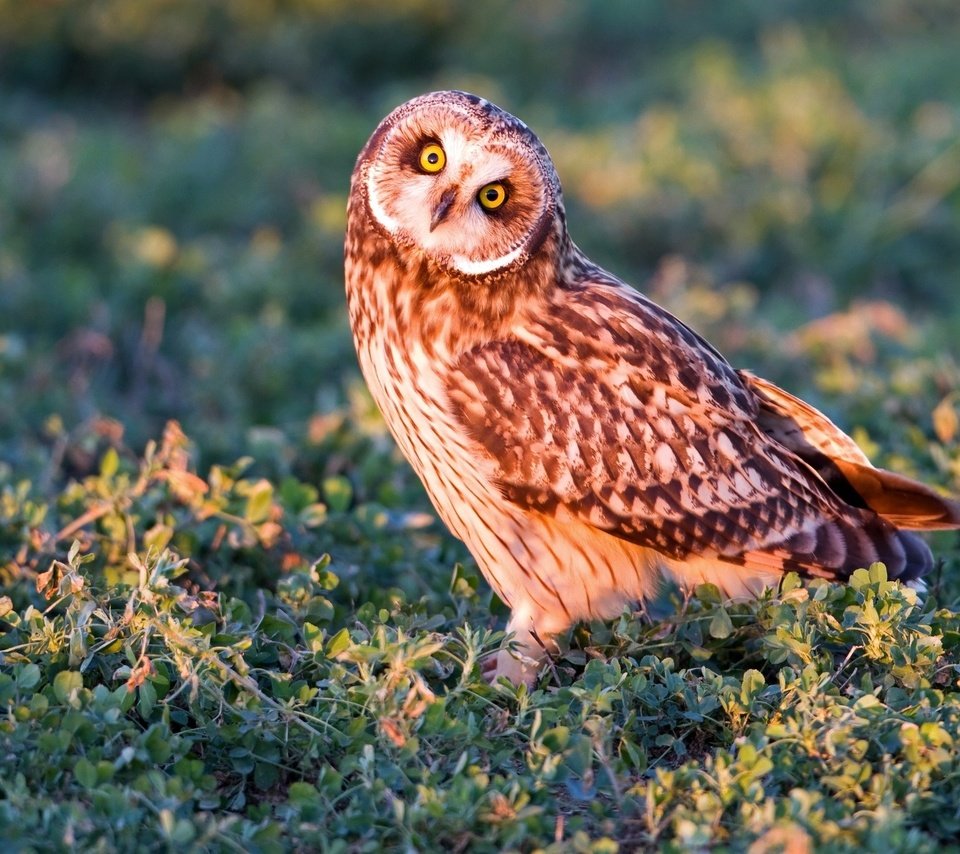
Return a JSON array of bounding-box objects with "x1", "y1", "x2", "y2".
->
[{"x1": 345, "y1": 90, "x2": 960, "y2": 685}]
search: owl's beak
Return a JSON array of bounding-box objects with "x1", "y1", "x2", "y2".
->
[{"x1": 429, "y1": 187, "x2": 457, "y2": 232}]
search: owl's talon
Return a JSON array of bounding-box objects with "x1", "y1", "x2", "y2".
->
[{"x1": 483, "y1": 647, "x2": 541, "y2": 689}]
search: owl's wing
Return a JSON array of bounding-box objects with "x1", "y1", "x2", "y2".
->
[{"x1": 446, "y1": 282, "x2": 942, "y2": 578}]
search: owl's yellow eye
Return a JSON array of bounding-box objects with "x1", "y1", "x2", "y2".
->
[
  {"x1": 478, "y1": 182, "x2": 507, "y2": 211},
  {"x1": 419, "y1": 143, "x2": 446, "y2": 173}
]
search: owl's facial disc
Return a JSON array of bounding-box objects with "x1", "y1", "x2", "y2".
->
[{"x1": 363, "y1": 93, "x2": 559, "y2": 278}]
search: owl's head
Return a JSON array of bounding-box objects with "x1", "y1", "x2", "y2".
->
[{"x1": 354, "y1": 90, "x2": 564, "y2": 278}]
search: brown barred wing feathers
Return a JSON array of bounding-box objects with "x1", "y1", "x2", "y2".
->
[{"x1": 448, "y1": 282, "x2": 935, "y2": 584}]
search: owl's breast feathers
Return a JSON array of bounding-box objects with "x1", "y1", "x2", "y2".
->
[{"x1": 446, "y1": 277, "x2": 960, "y2": 582}]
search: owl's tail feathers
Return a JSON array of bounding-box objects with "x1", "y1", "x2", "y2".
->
[
  {"x1": 739, "y1": 507, "x2": 940, "y2": 585},
  {"x1": 895, "y1": 530, "x2": 935, "y2": 584},
  {"x1": 831, "y1": 458, "x2": 960, "y2": 530},
  {"x1": 742, "y1": 369, "x2": 960, "y2": 530},
  {"x1": 841, "y1": 516, "x2": 934, "y2": 582}
]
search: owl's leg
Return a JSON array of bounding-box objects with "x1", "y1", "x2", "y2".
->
[
  {"x1": 488, "y1": 633, "x2": 544, "y2": 687},
  {"x1": 484, "y1": 608, "x2": 563, "y2": 688}
]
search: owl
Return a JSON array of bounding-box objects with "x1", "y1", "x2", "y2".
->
[{"x1": 344, "y1": 90, "x2": 960, "y2": 686}]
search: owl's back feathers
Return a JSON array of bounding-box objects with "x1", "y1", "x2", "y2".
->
[{"x1": 447, "y1": 273, "x2": 956, "y2": 586}]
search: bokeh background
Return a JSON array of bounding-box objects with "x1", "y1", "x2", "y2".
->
[{"x1": 2, "y1": 0, "x2": 960, "y2": 505}]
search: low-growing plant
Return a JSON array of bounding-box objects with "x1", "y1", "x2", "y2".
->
[{"x1": 0, "y1": 423, "x2": 959, "y2": 850}]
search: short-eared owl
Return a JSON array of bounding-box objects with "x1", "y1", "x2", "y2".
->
[{"x1": 344, "y1": 90, "x2": 960, "y2": 685}]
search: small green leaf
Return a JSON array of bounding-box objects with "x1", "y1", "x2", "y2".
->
[
  {"x1": 138, "y1": 680, "x2": 157, "y2": 719},
  {"x1": 322, "y1": 476, "x2": 353, "y2": 513},
  {"x1": 17, "y1": 663, "x2": 41, "y2": 691},
  {"x1": 100, "y1": 447, "x2": 119, "y2": 478},
  {"x1": 326, "y1": 627, "x2": 352, "y2": 657},
  {"x1": 709, "y1": 607, "x2": 734, "y2": 639},
  {"x1": 780, "y1": 572, "x2": 802, "y2": 593},
  {"x1": 144, "y1": 725, "x2": 173, "y2": 763},
  {"x1": 696, "y1": 583, "x2": 723, "y2": 604},
  {"x1": 288, "y1": 781, "x2": 318, "y2": 804},
  {"x1": 53, "y1": 671, "x2": 83, "y2": 704},
  {"x1": 245, "y1": 480, "x2": 274, "y2": 524},
  {"x1": 740, "y1": 669, "x2": 765, "y2": 705},
  {"x1": 450, "y1": 562, "x2": 479, "y2": 598},
  {"x1": 169, "y1": 820, "x2": 196, "y2": 845},
  {"x1": 542, "y1": 726, "x2": 570, "y2": 752},
  {"x1": 74, "y1": 757, "x2": 97, "y2": 788},
  {"x1": 299, "y1": 503, "x2": 327, "y2": 527},
  {"x1": 303, "y1": 621, "x2": 325, "y2": 653},
  {"x1": 254, "y1": 761, "x2": 279, "y2": 791},
  {"x1": 868, "y1": 562, "x2": 888, "y2": 584},
  {"x1": 280, "y1": 477, "x2": 318, "y2": 511}
]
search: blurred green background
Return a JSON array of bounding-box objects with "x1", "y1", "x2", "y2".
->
[{"x1": 2, "y1": 0, "x2": 960, "y2": 494}]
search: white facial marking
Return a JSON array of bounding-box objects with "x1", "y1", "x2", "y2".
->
[
  {"x1": 447, "y1": 244, "x2": 526, "y2": 276},
  {"x1": 366, "y1": 169, "x2": 401, "y2": 233}
]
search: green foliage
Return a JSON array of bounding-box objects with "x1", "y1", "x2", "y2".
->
[
  {"x1": 2, "y1": 2, "x2": 960, "y2": 850},
  {"x1": 1, "y1": 423, "x2": 960, "y2": 850}
]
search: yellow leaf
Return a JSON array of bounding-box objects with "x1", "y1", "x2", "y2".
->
[{"x1": 933, "y1": 396, "x2": 959, "y2": 444}]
